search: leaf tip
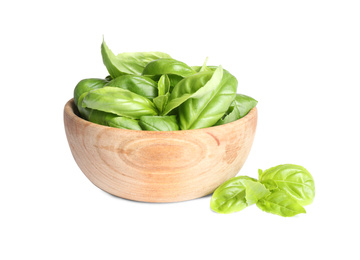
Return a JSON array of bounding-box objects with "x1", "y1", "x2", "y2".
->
[
  {"x1": 101, "y1": 35, "x2": 107, "y2": 47},
  {"x1": 301, "y1": 207, "x2": 307, "y2": 214},
  {"x1": 203, "y1": 56, "x2": 209, "y2": 66}
]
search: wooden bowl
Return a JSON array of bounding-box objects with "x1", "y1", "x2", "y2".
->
[{"x1": 64, "y1": 99, "x2": 257, "y2": 202}]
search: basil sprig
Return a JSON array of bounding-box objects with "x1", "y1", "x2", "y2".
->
[{"x1": 210, "y1": 164, "x2": 315, "y2": 217}]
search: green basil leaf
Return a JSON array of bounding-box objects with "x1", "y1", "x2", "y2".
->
[
  {"x1": 88, "y1": 110, "x2": 115, "y2": 125},
  {"x1": 259, "y1": 164, "x2": 315, "y2": 206},
  {"x1": 210, "y1": 176, "x2": 258, "y2": 214},
  {"x1": 105, "y1": 75, "x2": 113, "y2": 81},
  {"x1": 243, "y1": 180, "x2": 271, "y2": 205},
  {"x1": 153, "y1": 92, "x2": 170, "y2": 114},
  {"x1": 77, "y1": 92, "x2": 141, "y2": 130},
  {"x1": 191, "y1": 65, "x2": 217, "y2": 72},
  {"x1": 168, "y1": 74, "x2": 183, "y2": 88},
  {"x1": 105, "y1": 75, "x2": 158, "y2": 100},
  {"x1": 90, "y1": 111, "x2": 121, "y2": 126},
  {"x1": 258, "y1": 169, "x2": 264, "y2": 179},
  {"x1": 260, "y1": 179, "x2": 278, "y2": 191},
  {"x1": 142, "y1": 58, "x2": 196, "y2": 77},
  {"x1": 107, "y1": 117, "x2": 142, "y2": 130},
  {"x1": 101, "y1": 39, "x2": 171, "y2": 78},
  {"x1": 162, "y1": 66, "x2": 223, "y2": 116},
  {"x1": 256, "y1": 190, "x2": 306, "y2": 217},
  {"x1": 77, "y1": 92, "x2": 91, "y2": 119},
  {"x1": 152, "y1": 75, "x2": 171, "y2": 114},
  {"x1": 232, "y1": 94, "x2": 258, "y2": 118},
  {"x1": 158, "y1": 74, "x2": 170, "y2": 96},
  {"x1": 139, "y1": 115, "x2": 179, "y2": 131},
  {"x1": 179, "y1": 69, "x2": 237, "y2": 129},
  {"x1": 147, "y1": 74, "x2": 183, "y2": 89},
  {"x1": 74, "y1": 78, "x2": 108, "y2": 106},
  {"x1": 77, "y1": 92, "x2": 115, "y2": 124},
  {"x1": 199, "y1": 57, "x2": 213, "y2": 72},
  {"x1": 215, "y1": 94, "x2": 258, "y2": 126},
  {"x1": 82, "y1": 87, "x2": 158, "y2": 119}
]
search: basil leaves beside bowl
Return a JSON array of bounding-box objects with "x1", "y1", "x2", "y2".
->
[
  {"x1": 210, "y1": 164, "x2": 315, "y2": 217},
  {"x1": 73, "y1": 39, "x2": 257, "y2": 131}
]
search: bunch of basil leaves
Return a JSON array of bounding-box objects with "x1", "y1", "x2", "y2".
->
[
  {"x1": 74, "y1": 39, "x2": 257, "y2": 131},
  {"x1": 210, "y1": 164, "x2": 315, "y2": 217}
]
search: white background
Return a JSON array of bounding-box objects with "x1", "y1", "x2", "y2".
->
[{"x1": 1, "y1": 0, "x2": 359, "y2": 259}]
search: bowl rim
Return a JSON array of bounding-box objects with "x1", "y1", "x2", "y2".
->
[{"x1": 64, "y1": 98, "x2": 257, "y2": 134}]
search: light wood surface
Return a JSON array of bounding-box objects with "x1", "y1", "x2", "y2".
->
[{"x1": 64, "y1": 99, "x2": 258, "y2": 202}]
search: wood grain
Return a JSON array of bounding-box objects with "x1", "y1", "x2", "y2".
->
[{"x1": 64, "y1": 99, "x2": 258, "y2": 202}]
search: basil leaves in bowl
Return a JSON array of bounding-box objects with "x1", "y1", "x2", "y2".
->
[{"x1": 64, "y1": 39, "x2": 258, "y2": 202}]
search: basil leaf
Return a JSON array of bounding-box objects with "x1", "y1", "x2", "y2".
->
[
  {"x1": 77, "y1": 93, "x2": 114, "y2": 124},
  {"x1": 162, "y1": 66, "x2": 223, "y2": 116},
  {"x1": 168, "y1": 74, "x2": 183, "y2": 88},
  {"x1": 105, "y1": 75, "x2": 158, "y2": 100},
  {"x1": 107, "y1": 117, "x2": 142, "y2": 130},
  {"x1": 243, "y1": 180, "x2": 271, "y2": 205},
  {"x1": 256, "y1": 190, "x2": 306, "y2": 217},
  {"x1": 77, "y1": 92, "x2": 92, "y2": 119},
  {"x1": 211, "y1": 175, "x2": 272, "y2": 214},
  {"x1": 179, "y1": 69, "x2": 237, "y2": 129},
  {"x1": 158, "y1": 74, "x2": 170, "y2": 96},
  {"x1": 74, "y1": 78, "x2": 108, "y2": 106},
  {"x1": 232, "y1": 94, "x2": 258, "y2": 118},
  {"x1": 215, "y1": 94, "x2": 258, "y2": 126},
  {"x1": 142, "y1": 58, "x2": 196, "y2": 77},
  {"x1": 258, "y1": 169, "x2": 264, "y2": 179},
  {"x1": 198, "y1": 57, "x2": 212, "y2": 72},
  {"x1": 152, "y1": 75, "x2": 171, "y2": 114},
  {"x1": 153, "y1": 93, "x2": 170, "y2": 114},
  {"x1": 87, "y1": 110, "x2": 116, "y2": 125},
  {"x1": 260, "y1": 179, "x2": 278, "y2": 191},
  {"x1": 139, "y1": 115, "x2": 179, "y2": 131},
  {"x1": 211, "y1": 176, "x2": 257, "y2": 214},
  {"x1": 77, "y1": 92, "x2": 141, "y2": 130},
  {"x1": 259, "y1": 164, "x2": 315, "y2": 206},
  {"x1": 82, "y1": 87, "x2": 158, "y2": 119},
  {"x1": 101, "y1": 39, "x2": 171, "y2": 78},
  {"x1": 191, "y1": 65, "x2": 218, "y2": 72}
]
